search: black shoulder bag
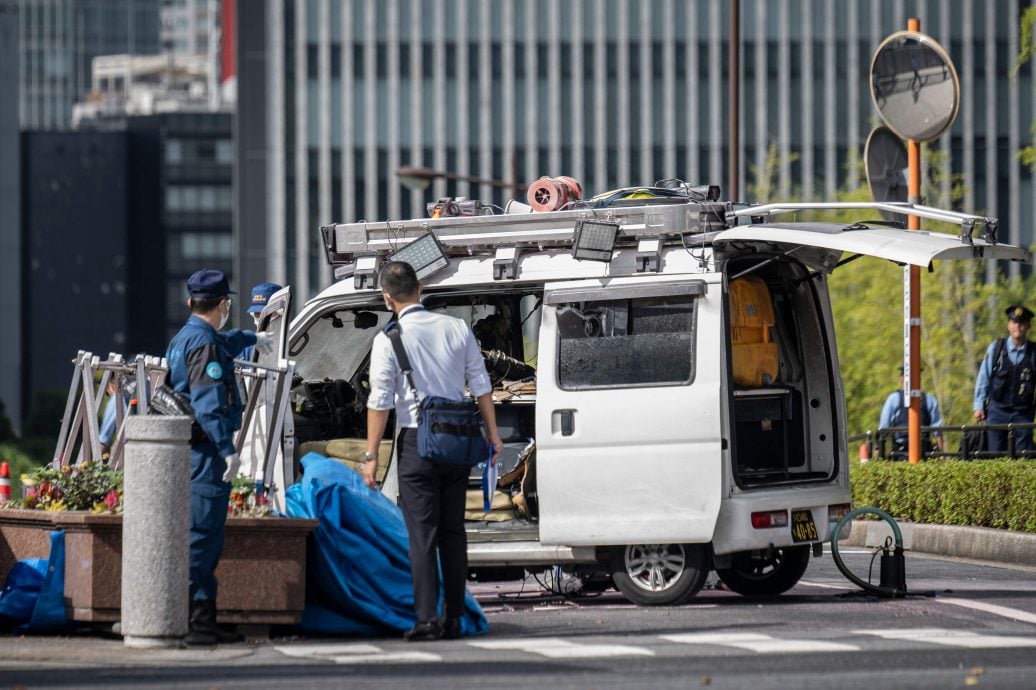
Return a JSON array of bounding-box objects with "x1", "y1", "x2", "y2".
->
[
  {"x1": 384, "y1": 321, "x2": 489, "y2": 466},
  {"x1": 148, "y1": 374, "x2": 208, "y2": 445}
]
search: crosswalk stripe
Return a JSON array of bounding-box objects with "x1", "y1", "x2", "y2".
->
[
  {"x1": 272, "y1": 643, "x2": 442, "y2": 664},
  {"x1": 856, "y1": 628, "x2": 1036, "y2": 649},
  {"x1": 273, "y1": 626, "x2": 1036, "y2": 663},
  {"x1": 660, "y1": 632, "x2": 859, "y2": 653},
  {"x1": 937, "y1": 598, "x2": 1036, "y2": 625},
  {"x1": 329, "y1": 652, "x2": 442, "y2": 664},
  {"x1": 470, "y1": 638, "x2": 654, "y2": 658},
  {"x1": 274, "y1": 643, "x2": 382, "y2": 658}
]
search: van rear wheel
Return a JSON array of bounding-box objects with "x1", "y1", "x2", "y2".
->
[
  {"x1": 609, "y1": 543, "x2": 708, "y2": 606},
  {"x1": 715, "y1": 545, "x2": 810, "y2": 597}
]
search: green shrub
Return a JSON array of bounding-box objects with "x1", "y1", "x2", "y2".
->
[
  {"x1": 0, "y1": 442, "x2": 48, "y2": 501},
  {"x1": 851, "y1": 460, "x2": 1036, "y2": 532}
]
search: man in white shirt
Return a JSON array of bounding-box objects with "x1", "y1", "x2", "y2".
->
[{"x1": 364, "y1": 261, "x2": 503, "y2": 641}]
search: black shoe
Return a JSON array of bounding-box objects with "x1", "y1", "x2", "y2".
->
[
  {"x1": 211, "y1": 625, "x2": 245, "y2": 644},
  {"x1": 439, "y1": 617, "x2": 461, "y2": 640},
  {"x1": 183, "y1": 629, "x2": 218, "y2": 647},
  {"x1": 187, "y1": 599, "x2": 244, "y2": 645},
  {"x1": 404, "y1": 620, "x2": 442, "y2": 642}
]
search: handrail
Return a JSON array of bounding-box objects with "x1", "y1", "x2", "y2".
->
[{"x1": 731, "y1": 200, "x2": 995, "y2": 229}]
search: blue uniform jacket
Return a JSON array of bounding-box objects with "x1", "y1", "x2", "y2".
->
[{"x1": 166, "y1": 315, "x2": 256, "y2": 460}]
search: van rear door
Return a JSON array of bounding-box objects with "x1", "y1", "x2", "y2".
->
[
  {"x1": 535, "y1": 276, "x2": 723, "y2": 546},
  {"x1": 712, "y1": 222, "x2": 1032, "y2": 268},
  {"x1": 238, "y1": 286, "x2": 294, "y2": 512}
]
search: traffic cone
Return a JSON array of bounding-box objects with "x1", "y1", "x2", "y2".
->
[
  {"x1": 0, "y1": 461, "x2": 11, "y2": 504},
  {"x1": 859, "y1": 442, "x2": 870, "y2": 463}
]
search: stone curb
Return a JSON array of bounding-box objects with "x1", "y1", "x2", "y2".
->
[{"x1": 842, "y1": 519, "x2": 1036, "y2": 568}]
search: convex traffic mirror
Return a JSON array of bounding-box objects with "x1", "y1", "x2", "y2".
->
[{"x1": 870, "y1": 30, "x2": 959, "y2": 142}]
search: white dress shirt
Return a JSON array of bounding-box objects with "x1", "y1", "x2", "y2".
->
[{"x1": 367, "y1": 303, "x2": 493, "y2": 428}]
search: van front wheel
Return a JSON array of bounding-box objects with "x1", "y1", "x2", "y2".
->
[
  {"x1": 715, "y1": 545, "x2": 810, "y2": 596},
  {"x1": 609, "y1": 543, "x2": 708, "y2": 606}
]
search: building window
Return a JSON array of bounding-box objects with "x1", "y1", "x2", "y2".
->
[
  {"x1": 166, "y1": 139, "x2": 183, "y2": 164},
  {"x1": 181, "y1": 232, "x2": 233, "y2": 260},
  {"x1": 216, "y1": 140, "x2": 233, "y2": 164}
]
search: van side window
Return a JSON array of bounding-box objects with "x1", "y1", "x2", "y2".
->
[{"x1": 556, "y1": 296, "x2": 697, "y2": 389}]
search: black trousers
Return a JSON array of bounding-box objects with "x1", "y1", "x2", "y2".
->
[{"x1": 396, "y1": 427, "x2": 470, "y2": 623}]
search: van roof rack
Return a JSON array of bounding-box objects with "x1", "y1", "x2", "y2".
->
[{"x1": 320, "y1": 199, "x2": 1000, "y2": 268}]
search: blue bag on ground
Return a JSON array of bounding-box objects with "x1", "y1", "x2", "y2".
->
[
  {"x1": 0, "y1": 559, "x2": 47, "y2": 627},
  {"x1": 285, "y1": 452, "x2": 488, "y2": 637},
  {"x1": 418, "y1": 396, "x2": 489, "y2": 466},
  {"x1": 0, "y1": 530, "x2": 70, "y2": 632}
]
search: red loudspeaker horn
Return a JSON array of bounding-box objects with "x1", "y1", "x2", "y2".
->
[{"x1": 526, "y1": 176, "x2": 583, "y2": 212}]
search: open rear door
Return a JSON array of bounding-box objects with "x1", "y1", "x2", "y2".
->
[
  {"x1": 237, "y1": 287, "x2": 294, "y2": 512},
  {"x1": 712, "y1": 222, "x2": 1032, "y2": 267},
  {"x1": 535, "y1": 275, "x2": 723, "y2": 546}
]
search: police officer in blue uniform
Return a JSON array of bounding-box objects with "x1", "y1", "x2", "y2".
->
[
  {"x1": 239, "y1": 282, "x2": 283, "y2": 362},
  {"x1": 974, "y1": 305, "x2": 1036, "y2": 454},
  {"x1": 166, "y1": 269, "x2": 272, "y2": 645}
]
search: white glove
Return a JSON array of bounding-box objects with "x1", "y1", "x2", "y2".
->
[
  {"x1": 222, "y1": 453, "x2": 241, "y2": 483},
  {"x1": 255, "y1": 332, "x2": 275, "y2": 356}
]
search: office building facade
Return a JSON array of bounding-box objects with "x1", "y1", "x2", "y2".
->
[
  {"x1": 5, "y1": 0, "x2": 160, "y2": 130},
  {"x1": 237, "y1": 0, "x2": 1035, "y2": 304},
  {"x1": 0, "y1": 4, "x2": 21, "y2": 430}
]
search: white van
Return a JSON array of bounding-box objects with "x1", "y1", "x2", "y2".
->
[{"x1": 244, "y1": 195, "x2": 1027, "y2": 606}]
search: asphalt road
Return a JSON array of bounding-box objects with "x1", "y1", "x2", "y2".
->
[{"x1": 2, "y1": 548, "x2": 1035, "y2": 689}]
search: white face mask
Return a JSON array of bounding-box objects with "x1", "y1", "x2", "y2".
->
[{"x1": 218, "y1": 301, "x2": 230, "y2": 330}]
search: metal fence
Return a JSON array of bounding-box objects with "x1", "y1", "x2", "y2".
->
[{"x1": 849, "y1": 423, "x2": 1036, "y2": 461}]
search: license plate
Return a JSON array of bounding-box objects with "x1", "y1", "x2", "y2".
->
[{"x1": 791, "y1": 509, "x2": 818, "y2": 543}]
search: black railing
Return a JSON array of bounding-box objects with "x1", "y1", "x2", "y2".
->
[{"x1": 849, "y1": 423, "x2": 1036, "y2": 460}]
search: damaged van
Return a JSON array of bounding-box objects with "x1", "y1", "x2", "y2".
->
[{"x1": 243, "y1": 192, "x2": 1028, "y2": 606}]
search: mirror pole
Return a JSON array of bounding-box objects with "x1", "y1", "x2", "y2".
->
[{"x1": 906, "y1": 17, "x2": 923, "y2": 465}]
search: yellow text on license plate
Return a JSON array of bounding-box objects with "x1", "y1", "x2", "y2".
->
[{"x1": 791, "y1": 509, "x2": 818, "y2": 543}]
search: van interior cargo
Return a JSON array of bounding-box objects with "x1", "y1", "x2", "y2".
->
[{"x1": 726, "y1": 258, "x2": 836, "y2": 487}]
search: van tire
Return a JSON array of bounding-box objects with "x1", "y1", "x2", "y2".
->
[
  {"x1": 715, "y1": 545, "x2": 810, "y2": 597},
  {"x1": 608, "y1": 543, "x2": 709, "y2": 606}
]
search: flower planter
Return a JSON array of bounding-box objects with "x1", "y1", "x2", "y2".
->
[{"x1": 0, "y1": 510, "x2": 317, "y2": 625}]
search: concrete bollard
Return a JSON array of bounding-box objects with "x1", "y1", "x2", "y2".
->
[{"x1": 121, "y1": 415, "x2": 192, "y2": 648}]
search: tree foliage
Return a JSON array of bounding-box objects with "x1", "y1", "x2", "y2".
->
[
  {"x1": 825, "y1": 149, "x2": 1036, "y2": 442},
  {"x1": 1015, "y1": 5, "x2": 1036, "y2": 170}
]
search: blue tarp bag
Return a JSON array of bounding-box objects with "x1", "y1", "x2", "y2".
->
[
  {"x1": 0, "y1": 559, "x2": 47, "y2": 626},
  {"x1": 0, "y1": 530, "x2": 70, "y2": 632},
  {"x1": 285, "y1": 452, "x2": 488, "y2": 637}
]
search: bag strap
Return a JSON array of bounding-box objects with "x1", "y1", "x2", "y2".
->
[
  {"x1": 383, "y1": 305, "x2": 426, "y2": 410},
  {"x1": 384, "y1": 324, "x2": 419, "y2": 402},
  {"x1": 992, "y1": 337, "x2": 1007, "y2": 374}
]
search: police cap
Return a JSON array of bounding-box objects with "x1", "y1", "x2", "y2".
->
[
  {"x1": 187, "y1": 269, "x2": 236, "y2": 299},
  {"x1": 248, "y1": 282, "x2": 283, "y2": 314},
  {"x1": 1005, "y1": 305, "x2": 1034, "y2": 324}
]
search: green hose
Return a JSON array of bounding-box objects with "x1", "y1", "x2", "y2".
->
[{"x1": 830, "y1": 506, "x2": 906, "y2": 597}]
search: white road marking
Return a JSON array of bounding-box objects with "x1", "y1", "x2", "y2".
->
[
  {"x1": 470, "y1": 637, "x2": 654, "y2": 658},
  {"x1": 937, "y1": 598, "x2": 1036, "y2": 625},
  {"x1": 797, "y1": 580, "x2": 853, "y2": 590},
  {"x1": 330, "y1": 652, "x2": 442, "y2": 664},
  {"x1": 274, "y1": 643, "x2": 383, "y2": 658},
  {"x1": 273, "y1": 643, "x2": 442, "y2": 664},
  {"x1": 857, "y1": 628, "x2": 1036, "y2": 648},
  {"x1": 660, "y1": 632, "x2": 858, "y2": 654}
]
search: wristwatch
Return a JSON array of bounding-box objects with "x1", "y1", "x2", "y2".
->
[{"x1": 363, "y1": 451, "x2": 378, "y2": 462}]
